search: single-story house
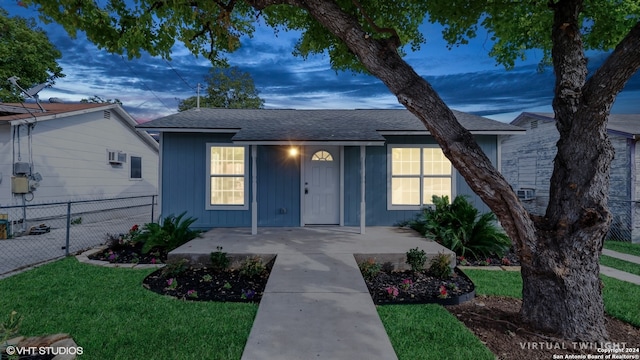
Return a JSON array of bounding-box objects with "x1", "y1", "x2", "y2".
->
[
  {"x1": 0, "y1": 102, "x2": 159, "y2": 235},
  {"x1": 137, "y1": 108, "x2": 525, "y2": 234},
  {"x1": 501, "y1": 112, "x2": 640, "y2": 243}
]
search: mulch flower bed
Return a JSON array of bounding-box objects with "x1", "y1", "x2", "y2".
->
[
  {"x1": 142, "y1": 258, "x2": 274, "y2": 303},
  {"x1": 88, "y1": 241, "x2": 166, "y2": 264},
  {"x1": 363, "y1": 267, "x2": 475, "y2": 305},
  {"x1": 457, "y1": 248, "x2": 520, "y2": 267}
]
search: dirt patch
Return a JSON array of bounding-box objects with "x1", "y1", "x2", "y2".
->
[{"x1": 446, "y1": 295, "x2": 640, "y2": 360}]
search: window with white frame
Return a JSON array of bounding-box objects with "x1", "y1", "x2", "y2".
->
[
  {"x1": 206, "y1": 144, "x2": 248, "y2": 209},
  {"x1": 388, "y1": 145, "x2": 453, "y2": 209},
  {"x1": 130, "y1": 156, "x2": 142, "y2": 179}
]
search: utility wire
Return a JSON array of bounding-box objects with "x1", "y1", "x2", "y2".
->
[
  {"x1": 119, "y1": 56, "x2": 175, "y2": 113},
  {"x1": 163, "y1": 58, "x2": 197, "y2": 91}
]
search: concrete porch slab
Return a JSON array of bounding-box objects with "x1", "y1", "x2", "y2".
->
[{"x1": 170, "y1": 226, "x2": 454, "y2": 270}]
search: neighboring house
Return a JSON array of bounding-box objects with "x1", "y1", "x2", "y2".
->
[
  {"x1": 0, "y1": 102, "x2": 159, "y2": 232},
  {"x1": 501, "y1": 112, "x2": 640, "y2": 243},
  {"x1": 138, "y1": 108, "x2": 524, "y2": 234}
]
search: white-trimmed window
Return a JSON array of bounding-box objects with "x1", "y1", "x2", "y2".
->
[
  {"x1": 206, "y1": 144, "x2": 248, "y2": 210},
  {"x1": 388, "y1": 145, "x2": 454, "y2": 209},
  {"x1": 130, "y1": 155, "x2": 142, "y2": 179}
]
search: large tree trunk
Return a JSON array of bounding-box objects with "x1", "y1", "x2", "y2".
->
[{"x1": 249, "y1": 0, "x2": 640, "y2": 341}]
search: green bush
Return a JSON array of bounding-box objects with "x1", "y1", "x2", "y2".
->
[
  {"x1": 139, "y1": 212, "x2": 202, "y2": 254},
  {"x1": 429, "y1": 253, "x2": 453, "y2": 279},
  {"x1": 358, "y1": 258, "x2": 382, "y2": 281},
  {"x1": 210, "y1": 246, "x2": 230, "y2": 271},
  {"x1": 239, "y1": 256, "x2": 265, "y2": 277},
  {"x1": 409, "y1": 195, "x2": 511, "y2": 259},
  {"x1": 406, "y1": 247, "x2": 427, "y2": 272}
]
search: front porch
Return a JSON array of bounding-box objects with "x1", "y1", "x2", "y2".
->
[{"x1": 169, "y1": 226, "x2": 454, "y2": 270}]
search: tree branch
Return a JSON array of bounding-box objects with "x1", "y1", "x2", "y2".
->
[
  {"x1": 583, "y1": 21, "x2": 640, "y2": 111},
  {"x1": 350, "y1": 0, "x2": 400, "y2": 48},
  {"x1": 245, "y1": 0, "x2": 537, "y2": 262}
]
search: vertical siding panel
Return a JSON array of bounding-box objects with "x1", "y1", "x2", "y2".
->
[
  {"x1": 343, "y1": 146, "x2": 361, "y2": 226},
  {"x1": 257, "y1": 146, "x2": 300, "y2": 226}
]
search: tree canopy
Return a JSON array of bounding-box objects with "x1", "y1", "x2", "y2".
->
[
  {"x1": 0, "y1": 8, "x2": 64, "y2": 102},
  {"x1": 23, "y1": 0, "x2": 640, "y2": 342},
  {"x1": 178, "y1": 66, "x2": 264, "y2": 111}
]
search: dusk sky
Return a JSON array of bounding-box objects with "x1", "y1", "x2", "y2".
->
[{"x1": 5, "y1": 2, "x2": 640, "y2": 123}]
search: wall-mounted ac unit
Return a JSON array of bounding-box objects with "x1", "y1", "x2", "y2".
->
[
  {"x1": 107, "y1": 150, "x2": 127, "y2": 165},
  {"x1": 517, "y1": 188, "x2": 536, "y2": 201}
]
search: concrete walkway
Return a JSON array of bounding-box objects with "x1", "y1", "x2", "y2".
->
[
  {"x1": 170, "y1": 227, "x2": 454, "y2": 360},
  {"x1": 600, "y1": 248, "x2": 640, "y2": 285}
]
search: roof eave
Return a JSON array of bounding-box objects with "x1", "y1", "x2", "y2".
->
[{"x1": 232, "y1": 140, "x2": 386, "y2": 146}]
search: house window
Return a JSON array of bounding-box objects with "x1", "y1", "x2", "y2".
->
[
  {"x1": 388, "y1": 145, "x2": 453, "y2": 209},
  {"x1": 206, "y1": 144, "x2": 248, "y2": 210},
  {"x1": 130, "y1": 156, "x2": 142, "y2": 179},
  {"x1": 311, "y1": 150, "x2": 333, "y2": 161}
]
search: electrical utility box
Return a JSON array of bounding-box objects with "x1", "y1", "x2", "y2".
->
[
  {"x1": 14, "y1": 162, "x2": 31, "y2": 176},
  {"x1": 11, "y1": 176, "x2": 29, "y2": 194}
]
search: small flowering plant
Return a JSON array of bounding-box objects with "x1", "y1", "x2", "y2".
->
[
  {"x1": 400, "y1": 278, "x2": 413, "y2": 291},
  {"x1": 457, "y1": 256, "x2": 469, "y2": 266},
  {"x1": 446, "y1": 282, "x2": 459, "y2": 292},
  {"x1": 187, "y1": 289, "x2": 198, "y2": 298},
  {"x1": 501, "y1": 257, "x2": 512, "y2": 266},
  {"x1": 438, "y1": 285, "x2": 448, "y2": 299},
  {"x1": 166, "y1": 278, "x2": 178, "y2": 290},
  {"x1": 241, "y1": 289, "x2": 256, "y2": 300},
  {"x1": 386, "y1": 286, "x2": 399, "y2": 299}
]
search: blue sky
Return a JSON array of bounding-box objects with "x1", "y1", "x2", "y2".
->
[{"x1": 4, "y1": 2, "x2": 640, "y2": 123}]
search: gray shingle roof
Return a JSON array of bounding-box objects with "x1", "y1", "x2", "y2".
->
[
  {"x1": 514, "y1": 112, "x2": 640, "y2": 137},
  {"x1": 137, "y1": 108, "x2": 524, "y2": 142}
]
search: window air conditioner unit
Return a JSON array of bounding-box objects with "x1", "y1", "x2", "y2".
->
[
  {"x1": 107, "y1": 150, "x2": 127, "y2": 165},
  {"x1": 517, "y1": 188, "x2": 536, "y2": 201}
]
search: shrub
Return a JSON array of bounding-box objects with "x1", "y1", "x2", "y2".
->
[
  {"x1": 409, "y1": 195, "x2": 511, "y2": 259},
  {"x1": 239, "y1": 256, "x2": 265, "y2": 277},
  {"x1": 429, "y1": 253, "x2": 453, "y2": 279},
  {"x1": 358, "y1": 258, "x2": 382, "y2": 281},
  {"x1": 210, "y1": 246, "x2": 230, "y2": 271},
  {"x1": 406, "y1": 247, "x2": 427, "y2": 272},
  {"x1": 139, "y1": 212, "x2": 202, "y2": 254},
  {"x1": 160, "y1": 258, "x2": 190, "y2": 278},
  {"x1": 1, "y1": 310, "x2": 22, "y2": 344}
]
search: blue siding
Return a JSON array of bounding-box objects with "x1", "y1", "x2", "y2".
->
[
  {"x1": 257, "y1": 146, "x2": 300, "y2": 226},
  {"x1": 343, "y1": 146, "x2": 362, "y2": 225},
  {"x1": 161, "y1": 133, "x2": 498, "y2": 229},
  {"x1": 362, "y1": 135, "x2": 498, "y2": 226},
  {"x1": 161, "y1": 132, "x2": 251, "y2": 229}
]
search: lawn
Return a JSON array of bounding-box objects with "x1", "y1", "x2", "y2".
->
[
  {"x1": 0, "y1": 258, "x2": 257, "y2": 360},
  {"x1": 604, "y1": 240, "x2": 640, "y2": 257},
  {"x1": 379, "y1": 268, "x2": 640, "y2": 359}
]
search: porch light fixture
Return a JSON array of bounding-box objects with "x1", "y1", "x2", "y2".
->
[{"x1": 288, "y1": 147, "x2": 299, "y2": 157}]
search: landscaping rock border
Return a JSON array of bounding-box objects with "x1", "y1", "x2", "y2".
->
[{"x1": 75, "y1": 247, "x2": 165, "y2": 269}]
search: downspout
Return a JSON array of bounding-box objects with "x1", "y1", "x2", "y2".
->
[{"x1": 630, "y1": 138, "x2": 637, "y2": 243}]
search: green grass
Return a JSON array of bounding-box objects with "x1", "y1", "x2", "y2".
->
[
  {"x1": 600, "y1": 255, "x2": 640, "y2": 276},
  {"x1": 0, "y1": 258, "x2": 257, "y2": 360},
  {"x1": 378, "y1": 304, "x2": 494, "y2": 360},
  {"x1": 602, "y1": 275, "x2": 640, "y2": 327},
  {"x1": 380, "y1": 269, "x2": 640, "y2": 359},
  {"x1": 604, "y1": 241, "x2": 640, "y2": 257}
]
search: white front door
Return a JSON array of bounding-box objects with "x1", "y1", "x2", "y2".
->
[{"x1": 303, "y1": 146, "x2": 340, "y2": 225}]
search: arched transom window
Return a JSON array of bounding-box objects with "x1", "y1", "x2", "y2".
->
[{"x1": 311, "y1": 150, "x2": 334, "y2": 161}]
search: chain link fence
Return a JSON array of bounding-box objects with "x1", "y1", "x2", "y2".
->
[
  {"x1": 608, "y1": 200, "x2": 637, "y2": 242},
  {"x1": 0, "y1": 195, "x2": 157, "y2": 276}
]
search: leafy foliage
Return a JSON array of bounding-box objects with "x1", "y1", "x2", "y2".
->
[
  {"x1": 0, "y1": 8, "x2": 64, "y2": 102},
  {"x1": 1, "y1": 310, "x2": 22, "y2": 344},
  {"x1": 80, "y1": 95, "x2": 122, "y2": 105},
  {"x1": 358, "y1": 258, "x2": 382, "y2": 281},
  {"x1": 178, "y1": 67, "x2": 264, "y2": 111},
  {"x1": 410, "y1": 195, "x2": 511, "y2": 259},
  {"x1": 429, "y1": 253, "x2": 452, "y2": 279},
  {"x1": 139, "y1": 212, "x2": 201, "y2": 254},
  {"x1": 405, "y1": 247, "x2": 427, "y2": 272},
  {"x1": 210, "y1": 246, "x2": 230, "y2": 271},
  {"x1": 238, "y1": 256, "x2": 265, "y2": 278},
  {"x1": 160, "y1": 258, "x2": 190, "y2": 278}
]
